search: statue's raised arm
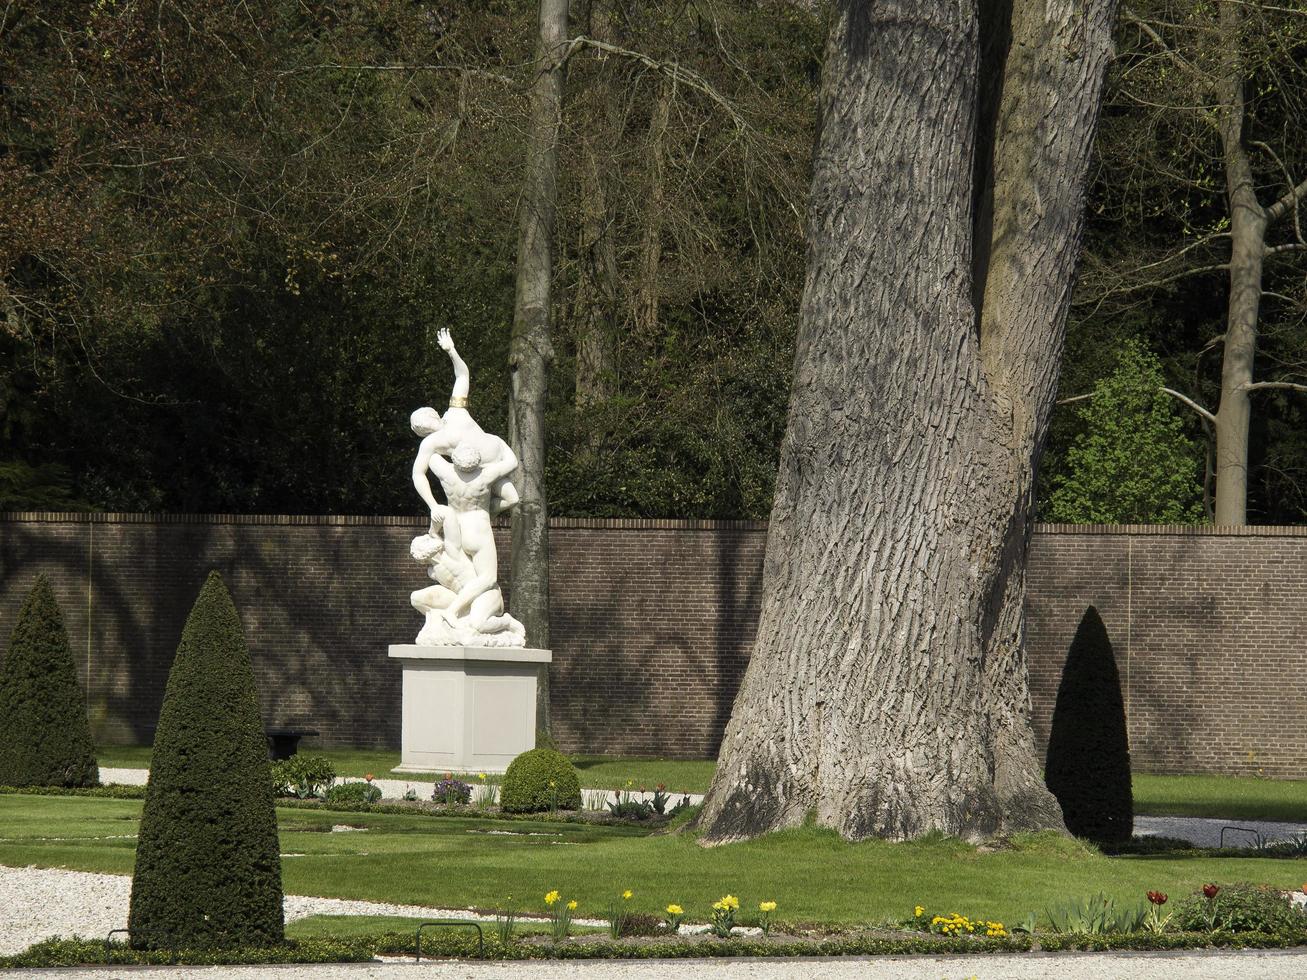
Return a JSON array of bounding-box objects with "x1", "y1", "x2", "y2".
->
[{"x1": 437, "y1": 328, "x2": 470, "y2": 408}]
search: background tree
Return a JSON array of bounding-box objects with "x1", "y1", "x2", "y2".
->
[
  {"x1": 697, "y1": 0, "x2": 1118, "y2": 843},
  {"x1": 1047, "y1": 340, "x2": 1204, "y2": 523},
  {"x1": 1044, "y1": 606, "x2": 1133, "y2": 846},
  {"x1": 128, "y1": 572, "x2": 282, "y2": 948},
  {"x1": 1070, "y1": 0, "x2": 1307, "y2": 524},
  {"x1": 0, "y1": 575, "x2": 98, "y2": 787}
]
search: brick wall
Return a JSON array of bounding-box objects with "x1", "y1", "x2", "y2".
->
[{"x1": 1, "y1": 514, "x2": 1304, "y2": 776}]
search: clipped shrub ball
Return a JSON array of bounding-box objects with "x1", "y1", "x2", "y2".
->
[
  {"x1": 0, "y1": 575, "x2": 98, "y2": 787},
  {"x1": 128, "y1": 572, "x2": 283, "y2": 948},
  {"x1": 270, "y1": 754, "x2": 336, "y2": 799},
  {"x1": 499, "y1": 748, "x2": 582, "y2": 813},
  {"x1": 1044, "y1": 605, "x2": 1133, "y2": 846}
]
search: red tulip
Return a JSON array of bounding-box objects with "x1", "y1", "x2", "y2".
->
[
  {"x1": 1147, "y1": 891, "x2": 1168, "y2": 906},
  {"x1": 1203, "y1": 884, "x2": 1220, "y2": 899}
]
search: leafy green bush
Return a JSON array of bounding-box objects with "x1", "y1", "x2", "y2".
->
[
  {"x1": 500, "y1": 748, "x2": 582, "y2": 813},
  {"x1": 270, "y1": 755, "x2": 336, "y2": 798},
  {"x1": 1173, "y1": 883, "x2": 1307, "y2": 934},
  {"x1": 325, "y1": 781, "x2": 381, "y2": 806},
  {"x1": 128, "y1": 572, "x2": 284, "y2": 949},
  {"x1": 0, "y1": 576, "x2": 99, "y2": 787},
  {"x1": 1044, "y1": 606, "x2": 1132, "y2": 845}
]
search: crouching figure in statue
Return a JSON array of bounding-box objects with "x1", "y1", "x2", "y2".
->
[{"x1": 407, "y1": 330, "x2": 526, "y2": 647}]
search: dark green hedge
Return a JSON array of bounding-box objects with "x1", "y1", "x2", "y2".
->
[
  {"x1": 0, "y1": 576, "x2": 98, "y2": 787},
  {"x1": 1044, "y1": 606, "x2": 1132, "y2": 845},
  {"x1": 1036, "y1": 930, "x2": 1307, "y2": 951},
  {"x1": 128, "y1": 571, "x2": 284, "y2": 948},
  {"x1": 500, "y1": 748, "x2": 583, "y2": 813},
  {"x1": 0, "y1": 937, "x2": 371, "y2": 969}
]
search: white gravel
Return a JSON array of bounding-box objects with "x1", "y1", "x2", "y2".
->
[
  {"x1": 10, "y1": 949, "x2": 1307, "y2": 979},
  {"x1": 99, "y1": 768, "x2": 706, "y2": 810},
  {"x1": 0, "y1": 865, "x2": 608, "y2": 956}
]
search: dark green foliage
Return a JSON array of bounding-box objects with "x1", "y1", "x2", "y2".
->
[
  {"x1": 0, "y1": 576, "x2": 98, "y2": 787},
  {"x1": 0, "y1": 937, "x2": 371, "y2": 969},
  {"x1": 270, "y1": 754, "x2": 336, "y2": 798},
  {"x1": 1174, "y1": 883, "x2": 1307, "y2": 934},
  {"x1": 128, "y1": 572, "x2": 283, "y2": 949},
  {"x1": 500, "y1": 748, "x2": 582, "y2": 813},
  {"x1": 1044, "y1": 607, "x2": 1133, "y2": 845},
  {"x1": 324, "y1": 781, "x2": 381, "y2": 806}
]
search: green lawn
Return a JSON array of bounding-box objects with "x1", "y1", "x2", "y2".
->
[
  {"x1": 1, "y1": 794, "x2": 1303, "y2": 929},
  {"x1": 96, "y1": 745, "x2": 1306, "y2": 822}
]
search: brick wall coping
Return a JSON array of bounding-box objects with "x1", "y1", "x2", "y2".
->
[
  {"x1": 4, "y1": 511, "x2": 1307, "y2": 537},
  {"x1": 0, "y1": 511, "x2": 770, "y2": 531}
]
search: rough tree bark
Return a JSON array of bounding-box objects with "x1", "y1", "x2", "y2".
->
[
  {"x1": 509, "y1": 0, "x2": 569, "y2": 727},
  {"x1": 634, "y1": 80, "x2": 672, "y2": 337},
  {"x1": 573, "y1": 148, "x2": 619, "y2": 410},
  {"x1": 698, "y1": 0, "x2": 1117, "y2": 844},
  {"x1": 1212, "y1": 0, "x2": 1264, "y2": 526}
]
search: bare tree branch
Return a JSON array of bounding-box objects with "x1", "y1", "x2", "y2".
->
[
  {"x1": 1244, "y1": 380, "x2": 1307, "y2": 394},
  {"x1": 1162, "y1": 386, "x2": 1217, "y2": 424},
  {"x1": 1265, "y1": 175, "x2": 1307, "y2": 230}
]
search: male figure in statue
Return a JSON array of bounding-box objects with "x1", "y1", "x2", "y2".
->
[
  {"x1": 411, "y1": 328, "x2": 519, "y2": 522},
  {"x1": 407, "y1": 328, "x2": 525, "y2": 647}
]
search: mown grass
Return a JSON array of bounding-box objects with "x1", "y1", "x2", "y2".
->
[
  {"x1": 1, "y1": 794, "x2": 1303, "y2": 929},
  {"x1": 96, "y1": 745, "x2": 1306, "y2": 822}
]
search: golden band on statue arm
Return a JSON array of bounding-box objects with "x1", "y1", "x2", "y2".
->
[{"x1": 448, "y1": 395, "x2": 469, "y2": 409}]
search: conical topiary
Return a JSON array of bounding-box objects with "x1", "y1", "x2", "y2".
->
[
  {"x1": 1044, "y1": 605, "x2": 1133, "y2": 845},
  {"x1": 0, "y1": 575, "x2": 99, "y2": 787},
  {"x1": 128, "y1": 571, "x2": 283, "y2": 948}
]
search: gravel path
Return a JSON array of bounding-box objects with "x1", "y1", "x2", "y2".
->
[
  {"x1": 1134, "y1": 815, "x2": 1307, "y2": 849},
  {"x1": 0, "y1": 866, "x2": 608, "y2": 956},
  {"x1": 98, "y1": 769, "x2": 706, "y2": 810},
  {"x1": 11, "y1": 949, "x2": 1307, "y2": 979}
]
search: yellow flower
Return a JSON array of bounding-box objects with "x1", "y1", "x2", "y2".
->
[
  {"x1": 759, "y1": 901, "x2": 777, "y2": 913},
  {"x1": 666, "y1": 904, "x2": 683, "y2": 915},
  {"x1": 718, "y1": 894, "x2": 739, "y2": 911},
  {"x1": 545, "y1": 890, "x2": 560, "y2": 906},
  {"x1": 478, "y1": 773, "x2": 487, "y2": 781},
  {"x1": 914, "y1": 905, "x2": 925, "y2": 917},
  {"x1": 622, "y1": 890, "x2": 633, "y2": 900},
  {"x1": 567, "y1": 900, "x2": 578, "y2": 911}
]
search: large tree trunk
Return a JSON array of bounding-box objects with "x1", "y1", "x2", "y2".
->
[
  {"x1": 1212, "y1": 0, "x2": 1263, "y2": 526},
  {"x1": 698, "y1": 0, "x2": 1116, "y2": 844},
  {"x1": 509, "y1": 0, "x2": 569, "y2": 725},
  {"x1": 573, "y1": 148, "x2": 619, "y2": 409}
]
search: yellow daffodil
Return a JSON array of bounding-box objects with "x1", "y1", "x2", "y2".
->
[
  {"x1": 914, "y1": 905, "x2": 925, "y2": 917},
  {"x1": 666, "y1": 904, "x2": 683, "y2": 915},
  {"x1": 759, "y1": 900, "x2": 777, "y2": 913},
  {"x1": 544, "y1": 890, "x2": 560, "y2": 906},
  {"x1": 622, "y1": 889, "x2": 633, "y2": 900},
  {"x1": 567, "y1": 900, "x2": 578, "y2": 911}
]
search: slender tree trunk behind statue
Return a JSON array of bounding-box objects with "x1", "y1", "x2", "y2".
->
[
  {"x1": 510, "y1": 0, "x2": 569, "y2": 730},
  {"x1": 698, "y1": 0, "x2": 1117, "y2": 843}
]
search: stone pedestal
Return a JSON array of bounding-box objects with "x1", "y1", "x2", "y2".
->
[{"x1": 388, "y1": 644, "x2": 552, "y2": 774}]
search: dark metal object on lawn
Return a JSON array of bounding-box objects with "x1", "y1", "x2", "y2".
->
[
  {"x1": 415, "y1": 920, "x2": 485, "y2": 960},
  {"x1": 1219, "y1": 825, "x2": 1261, "y2": 848},
  {"x1": 265, "y1": 727, "x2": 320, "y2": 760}
]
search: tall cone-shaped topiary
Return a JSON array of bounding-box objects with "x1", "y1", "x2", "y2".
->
[
  {"x1": 0, "y1": 575, "x2": 99, "y2": 787},
  {"x1": 1044, "y1": 606, "x2": 1132, "y2": 846},
  {"x1": 128, "y1": 571, "x2": 283, "y2": 948}
]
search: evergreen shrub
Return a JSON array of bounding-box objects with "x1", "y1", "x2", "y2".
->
[
  {"x1": 1044, "y1": 606, "x2": 1133, "y2": 845},
  {"x1": 500, "y1": 748, "x2": 582, "y2": 813},
  {"x1": 128, "y1": 571, "x2": 284, "y2": 948},
  {"x1": 0, "y1": 575, "x2": 98, "y2": 787}
]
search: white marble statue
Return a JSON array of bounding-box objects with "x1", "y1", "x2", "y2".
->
[{"x1": 408, "y1": 330, "x2": 525, "y2": 647}]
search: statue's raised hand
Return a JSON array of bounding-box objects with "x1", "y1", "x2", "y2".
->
[{"x1": 437, "y1": 328, "x2": 455, "y2": 353}]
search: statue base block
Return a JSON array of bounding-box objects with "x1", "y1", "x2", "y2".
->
[{"x1": 388, "y1": 644, "x2": 552, "y2": 775}]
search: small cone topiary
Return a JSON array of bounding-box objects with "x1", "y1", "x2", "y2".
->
[
  {"x1": 0, "y1": 575, "x2": 98, "y2": 787},
  {"x1": 1044, "y1": 605, "x2": 1133, "y2": 846},
  {"x1": 128, "y1": 571, "x2": 283, "y2": 948},
  {"x1": 500, "y1": 747, "x2": 582, "y2": 813}
]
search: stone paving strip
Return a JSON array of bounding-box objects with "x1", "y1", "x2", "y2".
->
[{"x1": 11, "y1": 949, "x2": 1307, "y2": 979}]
